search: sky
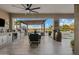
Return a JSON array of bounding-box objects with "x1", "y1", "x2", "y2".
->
[
  {"x1": 59, "y1": 18, "x2": 74, "y2": 26},
  {"x1": 16, "y1": 18, "x2": 74, "y2": 29}
]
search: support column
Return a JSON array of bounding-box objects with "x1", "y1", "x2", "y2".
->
[
  {"x1": 20, "y1": 23, "x2": 21, "y2": 39},
  {"x1": 54, "y1": 18, "x2": 59, "y2": 30},
  {"x1": 53, "y1": 17, "x2": 59, "y2": 40},
  {"x1": 27, "y1": 25, "x2": 28, "y2": 34},
  {"x1": 41, "y1": 24, "x2": 45, "y2": 36},
  {"x1": 74, "y1": 4, "x2": 79, "y2": 54},
  {"x1": 20, "y1": 23, "x2": 21, "y2": 31},
  {"x1": 41, "y1": 24, "x2": 42, "y2": 32},
  {"x1": 44, "y1": 23, "x2": 45, "y2": 35},
  {"x1": 9, "y1": 13, "x2": 12, "y2": 31}
]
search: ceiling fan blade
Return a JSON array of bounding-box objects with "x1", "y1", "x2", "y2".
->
[
  {"x1": 21, "y1": 4, "x2": 26, "y2": 9},
  {"x1": 31, "y1": 7, "x2": 40, "y2": 10},
  {"x1": 27, "y1": 4, "x2": 32, "y2": 8},
  {"x1": 30, "y1": 10, "x2": 39, "y2": 13},
  {"x1": 12, "y1": 5, "x2": 24, "y2": 9}
]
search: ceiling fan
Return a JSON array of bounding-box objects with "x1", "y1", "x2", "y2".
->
[{"x1": 12, "y1": 4, "x2": 40, "y2": 14}]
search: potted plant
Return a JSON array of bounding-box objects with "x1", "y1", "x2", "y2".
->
[{"x1": 71, "y1": 40, "x2": 74, "y2": 51}]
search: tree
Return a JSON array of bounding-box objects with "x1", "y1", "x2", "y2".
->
[
  {"x1": 70, "y1": 23, "x2": 74, "y2": 31},
  {"x1": 48, "y1": 25, "x2": 53, "y2": 31},
  {"x1": 61, "y1": 24, "x2": 70, "y2": 31}
]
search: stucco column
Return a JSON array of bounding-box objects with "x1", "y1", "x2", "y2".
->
[
  {"x1": 9, "y1": 13, "x2": 12, "y2": 31},
  {"x1": 27, "y1": 24, "x2": 28, "y2": 34},
  {"x1": 74, "y1": 4, "x2": 79, "y2": 54},
  {"x1": 53, "y1": 17, "x2": 59, "y2": 40},
  {"x1": 41, "y1": 24, "x2": 45, "y2": 35},
  {"x1": 41, "y1": 24, "x2": 42, "y2": 32},
  {"x1": 44, "y1": 23, "x2": 45, "y2": 35}
]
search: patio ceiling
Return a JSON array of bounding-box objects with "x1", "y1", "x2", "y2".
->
[
  {"x1": 22, "y1": 20, "x2": 46, "y2": 25},
  {"x1": 0, "y1": 4, "x2": 74, "y2": 14}
]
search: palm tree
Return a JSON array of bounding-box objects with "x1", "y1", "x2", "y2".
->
[{"x1": 15, "y1": 20, "x2": 23, "y2": 30}]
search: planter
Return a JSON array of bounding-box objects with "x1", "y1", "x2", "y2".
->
[{"x1": 71, "y1": 40, "x2": 74, "y2": 51}]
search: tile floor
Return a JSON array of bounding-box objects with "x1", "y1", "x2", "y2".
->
[{"x1": 0, "y1": 33, "x2": 73, "y2": 55}]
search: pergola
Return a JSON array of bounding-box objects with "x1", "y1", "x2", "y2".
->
[{"x1": 21, "y1": 19, "x2": 46, "y2": 34}]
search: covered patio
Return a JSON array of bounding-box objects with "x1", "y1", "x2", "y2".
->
[{"x1": 0, "y1": 4, "x2": 76, "y2": 55}]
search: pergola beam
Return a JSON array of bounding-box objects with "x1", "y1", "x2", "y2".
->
[
  {"x1": 22, "y1": 20, "x2": 45, "y2": 25},
  {"x1": 12, "y1": 13, "x2": 74, "y2": 19},
  {"x1": 20, "y1": 19, "x2": 46, "y2": 35}
]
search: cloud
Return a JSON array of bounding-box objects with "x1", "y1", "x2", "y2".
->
[{"x1": 60, "y1": 19, "x2": 74, "y2": 26}]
